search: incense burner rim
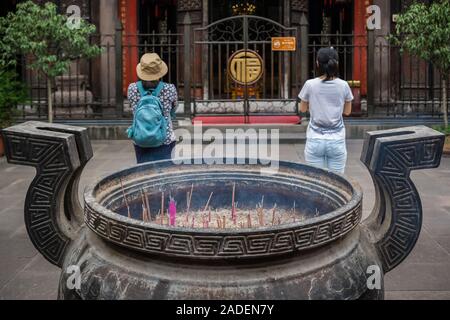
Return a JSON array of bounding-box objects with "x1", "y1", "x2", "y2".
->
[{"x1": 83, "y1": 159, "x2": 363, "y2": 259}]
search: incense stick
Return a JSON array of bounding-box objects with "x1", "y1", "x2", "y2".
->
[
  {"x1": 141, "y1": 204, "x2": 146, "y2": 222},
  {"x1": 119, "y1": 178, "x2": 131, "y2": 218},
  {"x1": 169, "y1": 197, "x2": 177, "y2": 226},
  {"x1": 186, "y1": 184, "x2": 194, "y2": 215},
  {"x1": 161, "y1": 191, "x2": 165, "y2": 221},
  {"x1": 203, "y1": 192, "x2": 214, "y2": 213},
  {"x1": 231, "y1": 183, "x2": 236, "y2": 221},
  {"x1": 145, "y1": 191, "x2": 151, "y2": 220},
  {"x1": 156, "y1": 210, "x2": 161, "y2": 225},
  {"x1": 140, "y1": 190, "x2": 146, "y2": 221},
  {"x1": 271, "y1": 204, "x2": 277, "y2": 226},
  {"x1": 186, "y1": 191, "x2": 190, "y2": 222},
  {"x1": 216, "y1": 217, "x2": 221, "y2": 229},
  {"x1": 143, "y1": 190, "x2": 151, "y2": 222}
]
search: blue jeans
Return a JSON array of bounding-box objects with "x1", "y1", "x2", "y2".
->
[
  {"x1": 134, "y1": 142, "x2": 176, "y2": 164},
  {"x1": 304, "y1": 139, "x2": 347, "y2": 174}
]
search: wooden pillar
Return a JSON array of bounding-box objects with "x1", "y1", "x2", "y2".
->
[
  {"x1": 353, "y1": 0, "x2": 370, "y2": 96},
  {"x1": 118, "y1": 0, "x2": 138, "y2": 95},
  {"x1": 177, "y1": 0, "x2": 202, "y2": 100},
  {"x1": 291, "y1": 0, "x2": 308, "y2": 94},
  {"x1": 283, "y1": 0, "x2": 291, "y2": 99}
]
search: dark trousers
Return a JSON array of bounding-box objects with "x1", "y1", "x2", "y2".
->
[{"x1": 133, "y1": 142, "x2": 176, "y2": 164}]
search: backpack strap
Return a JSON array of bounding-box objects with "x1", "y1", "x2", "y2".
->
[
  {"x1": 137, "y1": 81, "x2": 148, "y2": 97},
  {"x1": 152, "y1": 81, "x2": 165, "y2": 97},
  {"x1": 137, "y1": 81, "x2": 165, "y2": 98}
]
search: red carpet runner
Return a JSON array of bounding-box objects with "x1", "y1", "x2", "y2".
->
[{"x1": 192, "y1": 116, "x2": 301, "y2": 124}]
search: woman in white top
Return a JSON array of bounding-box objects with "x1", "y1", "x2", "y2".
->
[{"x1": 298, "y1": 47, "x2": 353, "y2": 174}]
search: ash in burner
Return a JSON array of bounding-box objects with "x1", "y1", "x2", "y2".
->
[
  {"x1": 150, "y1": 206, "x2": 310, "y2": 229},
  {"x1": 119, "y1": 183, "x2": 319, "y2": 229}
]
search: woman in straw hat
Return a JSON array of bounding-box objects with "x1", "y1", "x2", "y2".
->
[{"x1": 127, "y1": 53, "x2": 178, "y2": 163}]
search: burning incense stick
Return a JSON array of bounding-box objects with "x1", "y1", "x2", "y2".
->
[
  {"x1": 119, "y1": 178, "x2": 131, "y2": 218},
  {"x1": 169, "y1": 197, "x2": 177, "y2": 226}
]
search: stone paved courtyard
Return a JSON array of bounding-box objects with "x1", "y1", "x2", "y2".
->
[{"x1": 1, "y1": 140, "x2": 450, "y2": 300}]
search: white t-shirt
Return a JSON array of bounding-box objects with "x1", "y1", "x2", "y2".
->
[{"x1": 298, "y1": 77, "x2": 354, "y2": 140}]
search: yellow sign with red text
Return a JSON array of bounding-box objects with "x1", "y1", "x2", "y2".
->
[{"x1": 271, "y1": 37, "x2": 297, "y2": 51}]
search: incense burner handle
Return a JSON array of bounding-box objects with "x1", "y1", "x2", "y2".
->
[
  {"x1": 360, "y1": 126, "x2": 444, "y2": 273},
  {"x1": 1, "y1": 121, "x2": 93, "y2": 267}
]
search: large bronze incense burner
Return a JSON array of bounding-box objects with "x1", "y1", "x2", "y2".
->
[{"x1": 1, "y1": 122, "x2": 444, "y2": 299}]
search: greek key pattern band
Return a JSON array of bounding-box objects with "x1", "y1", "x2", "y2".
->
[{"x1": 84, "y1": 202, "x2": 362, "y2": 259}]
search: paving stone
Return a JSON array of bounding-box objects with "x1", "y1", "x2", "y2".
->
[
  {"x1": 385, "y1": 263, "x2": 450, "y2": 291},
  {"x1": 0, "y1": 233, "x2": 39, "y2": 290},
  {"x1": 404, "y1": 229, "x2": 450, "y2": 264},
  {"x1": 386, "y1": 291, "x2": 450, "y2": 300},
  {"x1": 0, "y1": 254, "x2": 59, "y2": 300},
  {"x1": 434, "y1": 236, "x2": 450, "y2": 255}
]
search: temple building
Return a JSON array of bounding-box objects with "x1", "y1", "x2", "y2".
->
[{"x1": 1, "y1": 0, "x2": 444, "y2": 121}]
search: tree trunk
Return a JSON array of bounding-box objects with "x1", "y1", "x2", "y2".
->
[
  {"x1": 443, "y1": 76, "x2": 448, "y2": 130},
  {"x1": 47, "y1": 78, "x2": 53, "y2": 123}
]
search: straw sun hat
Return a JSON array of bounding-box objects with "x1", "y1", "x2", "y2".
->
[{"x1": 136, "y1": 53, "x2": 168, "y2": 81}]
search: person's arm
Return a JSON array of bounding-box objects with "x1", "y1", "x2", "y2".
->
[
  {"x1": 299, "y1": 100, "x2": 309, "y2": 114},
  {"x1": 297, "y1": 81, "x2": 310, "y2": 116},
  {"x1": 168, "y1": 84, "x2": 178, "y2": 119},
  {"x1": 343, "y1": 101, "x2": 352, "y2": 116},
  {"x1": 127, "y1": 83, "x2": 140, "y2": 114},
  {"x1": 171, "y1": 85, "x2": 178, "y2": 111},
  {"x1": 343, "y1": 82, "x2": 354, "y2": 117}
]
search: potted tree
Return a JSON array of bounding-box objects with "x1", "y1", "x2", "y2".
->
[
  {"x1": 0, "y1": 69, "x2": 27, "y2": 157},
  {"x1": 390, "y1": 0, "x2": 450, "y2": 153},
  {"x1": 0, "y1": 1, "x2": 102, "y2": 123}
]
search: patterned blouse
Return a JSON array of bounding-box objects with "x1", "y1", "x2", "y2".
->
[{"x1": 127, "y1": 82, "x2": 178, "y2": 145}]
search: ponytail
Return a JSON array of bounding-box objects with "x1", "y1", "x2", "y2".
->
[{"x1": 317, "y1": 47, "x2": 339, "y2": 81}]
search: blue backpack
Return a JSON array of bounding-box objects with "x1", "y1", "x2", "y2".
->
[{"x1": 127, "y1": 81, "x2": 168, "y2": 148}]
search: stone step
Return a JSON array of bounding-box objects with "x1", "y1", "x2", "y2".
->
[{"x1": 40, "y1": 117, "x2": 444, "y2": 142}]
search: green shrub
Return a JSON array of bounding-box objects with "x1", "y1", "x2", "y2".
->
[
  {"x1": 0, "y1": 69, "x2": 27, "y2": 128},
  {"x1": 0, "y1": 1, "x2": 102, "y2": 123},
  {"x1": 390, "y1": 0, "x2": 450, "y2": 129}
]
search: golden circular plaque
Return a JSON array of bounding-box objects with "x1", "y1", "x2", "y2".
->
[{"x1": 228, "y1": 49, "x2": 263, "y2": 85}]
